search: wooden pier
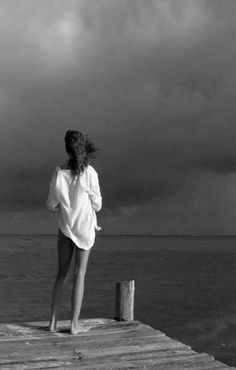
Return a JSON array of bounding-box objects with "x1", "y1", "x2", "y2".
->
[
  {"x1": 0, "y1": 318, "x2": 235, "y2": 369},
  {"x1": 1, "y1": 281, "x2": 235, "y2": 369}
]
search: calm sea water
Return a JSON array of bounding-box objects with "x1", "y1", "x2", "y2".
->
[{"x1": 0, "y1": 234, "x2": 235, "y2": 366}]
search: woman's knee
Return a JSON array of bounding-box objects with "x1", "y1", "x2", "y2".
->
[{"x1": 73, "y1": 247, "x2": 90, "y2": 280}]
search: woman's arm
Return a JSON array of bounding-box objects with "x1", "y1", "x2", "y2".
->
[
  {"x1": 46, "y1": 168, "x2": 60, "y2": 211},
  {"x1": 88, "y1": 169, "x2": 102, "y2": 212}
]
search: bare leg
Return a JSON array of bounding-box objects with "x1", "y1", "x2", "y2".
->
[
  {"x1": 49, "y1": 230, "x2": 74, "y2": 332},
  {"x1": 70, "y1": 247, "x2": 91, "y2": 334}
]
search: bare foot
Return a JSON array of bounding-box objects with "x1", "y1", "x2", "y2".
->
[
  {"x1": 48, "y1": 322, "x2": 57, "y2": 333},
  {"x1": 70, "y1": 321, "x2": 87, "y2": 335}
]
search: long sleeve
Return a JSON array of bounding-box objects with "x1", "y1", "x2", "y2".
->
[
  {"x1": 46, "y1": 168, "x2": 60, "y2": 211},
  {"x1": 88, "y1": 170, "x2": 102, "y2": 212}
]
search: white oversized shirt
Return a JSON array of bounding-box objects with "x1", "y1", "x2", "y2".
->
[{"x1": 46, "y1": 165, "x2": 102, "y2": 250}]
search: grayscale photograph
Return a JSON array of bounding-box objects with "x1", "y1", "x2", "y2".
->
[{"x1": 0, "y1": 0, "x2": 235, "y2": 368}]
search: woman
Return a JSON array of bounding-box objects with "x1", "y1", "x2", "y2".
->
[{"x1": 46, "y1": 130, "x2": 102, "y2": 334}]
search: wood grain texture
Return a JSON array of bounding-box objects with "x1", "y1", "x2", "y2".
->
[
  {"x1": 0, "y1": 319, "x2": 234, "y2": 369},
  {"x1": 116, "y1": 280, "x2": 135, "y2": 321}
]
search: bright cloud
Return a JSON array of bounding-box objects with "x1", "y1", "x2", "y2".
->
[{"x1": 0, "y1": 0, "x2": 234, "y2": 234}]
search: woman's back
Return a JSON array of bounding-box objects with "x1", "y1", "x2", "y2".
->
[{"x1": 47, "y1": 164, "x2": 102, "y2": 250}]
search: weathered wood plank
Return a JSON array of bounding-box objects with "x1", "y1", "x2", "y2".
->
[
  {"x1": 0, "y1": 334, "x2": 189, "y2": 356},
  {"x1": 0, "y1": 319, "x2": 161, "y2": 341},
  {"x1": 64, "y1": 360, "x2": 233, "y2": 370},
  {"x1": 0, "y1": 328, "x2": 163, "y2": 347},
  {"x1": 0, "y1": 338, "x2": 193, "y2": 364},
  {"x1": 0, "y1": 340, "x2": 193, "y2": 359},
  {"x1": 54, "y1": 351, "x2": 233, "y2": 370},
  {"x1": 115, "y1": 280, "x2": 135, "y2": 321},
  {"x1": 1, "y1": 353, "x2": 230, "y2": 370},
  {"x1": 0, "y1": 361, "x2": 73, "y2": 370},
  {"x1": 0, "y1": 344, "x2": 231, "y2": 369},
  {"x1": 0, "y1": 319, "x2": 234, "y2": 370}
]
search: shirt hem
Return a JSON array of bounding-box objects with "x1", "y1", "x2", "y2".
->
[{"x1": 58, "y1": 226, "x2": 94, "y2": 250}]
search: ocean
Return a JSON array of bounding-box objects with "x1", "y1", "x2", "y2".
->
[{"x1": 0, "y1": 234, "x2": 235, "y2": 366}]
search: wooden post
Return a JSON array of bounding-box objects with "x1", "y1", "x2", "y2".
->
[{"x1": 115, "y1": 280, "x2": 135, "y2": 321}]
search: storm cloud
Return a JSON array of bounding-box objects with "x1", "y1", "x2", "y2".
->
[{"x1": 0, "y1": 0, "x2": 235, "y2": 234}]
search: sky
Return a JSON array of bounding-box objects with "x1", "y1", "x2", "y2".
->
[{"x1": 0, "y1": 0, "x2": 235, "y2": 234}]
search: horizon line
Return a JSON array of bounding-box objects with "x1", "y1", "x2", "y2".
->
[{"x1": 0, "y1": 233, "x2": 235, "y2": 237}]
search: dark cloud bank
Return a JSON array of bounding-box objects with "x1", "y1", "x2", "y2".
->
[{"x1": 0, "y1": 0, "x2": 235, "y2": 234}]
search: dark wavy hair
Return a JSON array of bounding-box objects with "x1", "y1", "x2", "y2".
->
[{"x1": 64, "y1": 130, "x2": 98, "y2": 176}]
